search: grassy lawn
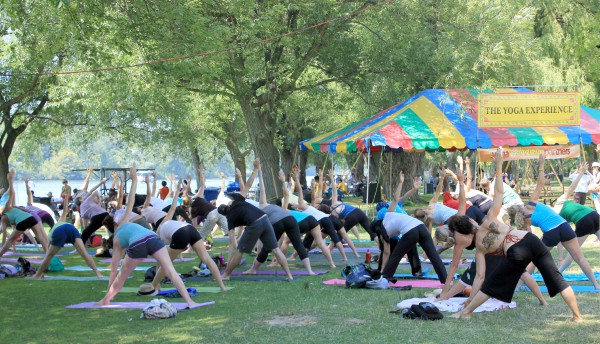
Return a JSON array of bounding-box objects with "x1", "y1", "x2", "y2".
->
[{"x1": 1, "y1": 196, "x2": 598, "y2": 344}]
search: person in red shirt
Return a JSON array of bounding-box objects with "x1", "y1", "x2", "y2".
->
[{"x1": 157, "y1": 180, "x2": 170, "y2": 200}]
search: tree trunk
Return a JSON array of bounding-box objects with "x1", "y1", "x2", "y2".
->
[
  {"x1": 190, "y1": 147, "x2": 202, "y2": 189},
  {"x1": 224, "y1": 136, "x2": 248, "y2": 183}
]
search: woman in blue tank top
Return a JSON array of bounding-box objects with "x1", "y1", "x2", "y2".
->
[{"x1": 98, "y1": 166, "x2": 199, "y2": 308}]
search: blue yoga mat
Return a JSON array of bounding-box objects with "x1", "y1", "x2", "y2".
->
[
  {"x1": 522, "y1": 285, "x2": 599, "y2": 293},
  {"x1": 531, "y1": 272, "x2": 600, "y2": 282}
]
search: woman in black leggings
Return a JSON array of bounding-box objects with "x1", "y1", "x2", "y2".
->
[{"x1": 244, "y1": 168, "x2": 315, "y2": 275}]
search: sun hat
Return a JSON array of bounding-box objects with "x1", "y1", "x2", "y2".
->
[
  {"x1": 138, "y1": 283, "x2": 158, "y2": 296},
  {"x1": 592, "y1": 162, "x2": 600, "y2": 168}
]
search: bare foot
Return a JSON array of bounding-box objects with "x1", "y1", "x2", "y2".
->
[
  {"x1": 242, "y1": 269, "x2": 256, "y2": 275},
  {"x1": 449, "y1": 311, "x2": 471, "y2": 319},
  {"x1": 288, "y1": 257, "x2": 296, "y2": 262},
  {"x1": 286, "y1": 276, "x2": 294, "y2": 281},
  {"x1": 329, "y1": 264, "x2": 337, "y2": 269},
  {"x1": 307, "y1": 271, "x2": 317, "y2": 276},
  {"x1": 355, "y1": 254, "x2": 361, "y2": 258},
  {"x1": 97, "y1": 299, "x2": 110, "y2": 306},
  {"x1": 220, "y1": 286, "x2": 227, "y2": 292},
  {"x1": 539, "y1": 300, "x2": 549, "y2": 306},
  {"x1": 221, "y1": 275, "x2": 230, "y2": 281},
  {"x1": 266, "y1": 262, "x2": 279, "y2": 268},
  {"x1": 96, "y1": 273, "x2": 104, "y2": 279},
  {"x1": 27, "y1": 274, "x2": 44, "y2": 280},
  {"x1": 570, "y1": 316, "x2": 583, "y2": 323}
]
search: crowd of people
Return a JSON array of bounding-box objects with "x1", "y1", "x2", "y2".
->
[{"x1": 0, "y1": 146, "x2": 598, "y2": 319}]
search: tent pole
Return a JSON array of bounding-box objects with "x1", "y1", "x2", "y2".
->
[{"x1": 366, "y1": 146, "x2": 371, "y2": 215}]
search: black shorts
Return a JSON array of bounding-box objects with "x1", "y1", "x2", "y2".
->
[
  {"x1": 15, "y1": 216, "x2": 38, "y2": 231},
  {"x1": 170, "y1": 225, "x2": 202, "y2": 250},
  {"x1": 541, "y1": 222, "x2": 576, "y2": 247},
  {"x1": 459, "y1": 255, "x2": 504, "y2": 287},
  {"x1": 574, "y1": 212, "x2": 599, "y2": 237},
  {"x1": 481, "y1": 233, "x2": 569, "y2": 302},
  {"x1": 126, "y1": 235, "x2": 165, "y2": 259},
  {"x1": 40, "y1": 213, "x2": 56, "y2": 228},
  {"x1": 297, "y1": 216, "x2": 319, "y2": 234}
]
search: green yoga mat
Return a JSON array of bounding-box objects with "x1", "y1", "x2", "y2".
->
[{"x1": 105, "y1": 286, "x2": 233, "y2": 293}]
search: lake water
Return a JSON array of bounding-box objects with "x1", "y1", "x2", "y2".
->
[{"x1": 11, "y1": 178, "x2": 234, "y2": 206}]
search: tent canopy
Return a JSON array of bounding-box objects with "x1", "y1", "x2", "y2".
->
[{"x1": 299, "y1": 88, "x2": 600, "y2": 153}]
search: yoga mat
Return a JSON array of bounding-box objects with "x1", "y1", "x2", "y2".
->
[
  {"x1": 309, "y1": 247, "x2": 379, "y2": 254},
  {"x1": 99, "y1": 257, "x2": 195, "y2": 263},
  {"x1": 34, "y1": 276, "x2": 110, "y2": 281},
  {"x1": 66, "y1": 301, "x2": 215, "y2": 310},
  {"x1": 107, "y1": 286, "x2": 233, "y2": 293},
  {"x1": 0, "y1": 257, "x2": 63, "y2": 264},
  {"x1": 531, "y1": 272, "x2": 600, "y2": 282},
  {"x1": 3, "y1": 252, "x2": 62, "y2": 257},
  {"x1": 322, "y1": 278, "x2": 442, "y2": 288},
  {"x1": 65, "y1": 265, "x2": 151, "y2": 272},
  {"x1": 182, "y1": 275, "x2": 297, "y2": 282},
  {"x1": 522, "y1": 285, "x2": 600, "y2": 293},
  {"x1": 229, "y1": 269, "x2": 328, "y2": 276}
]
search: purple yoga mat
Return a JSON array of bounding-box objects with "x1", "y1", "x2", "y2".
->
[
  {"x1": 323, "y1": 278, "x2": 442, "y2": 288},
  {"x1": 230, "y1": 269, "x2": 328, "y2": 276},
  {"x1": 66, "y1": 301, "x2": 215, "y2": 310},
  {"x1": 99, "y1": 257, "x2": 195, "y2": 263},
  {"x1": 3, "y1": 252, "x2": 62, "y2": 257},
  {"x1": 0, "y1": 257, "x2": 63, "y2": 264},
  {"x1": 309, "y1": 247, "x2": 379, "y2": 254}
]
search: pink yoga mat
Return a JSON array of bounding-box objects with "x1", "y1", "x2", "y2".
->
[
  {"x1": 322, "y1": 278, "x2": 442, "y2": 288},
  {"x1": 230, "y1": 270, "x2": 328, "y2": 276},
  {"x1": 0, "y1": 257, "x2": 63, "y2": 264},
  {"x1": 99, "y1": 257, "x2": 195, "y2": 263},
  {"x1": 66, "y1": 301, "x2": 215, "y2": 310}
]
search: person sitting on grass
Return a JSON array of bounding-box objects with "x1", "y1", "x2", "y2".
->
[
  {"x1": 450, "y1": 148, "x2": 582, "y2": 321},
  {"x1": 30, "y1": 184, "x2": 103, "y2": 279},
  {"x1": 0, "y1": 169, "x2": 49, "y2": 256},
  {"x1": 152, "y1": 179, "x2": 227, "y2": 292},
  {"x1": 99, "y1": 164, "x2": 199, "y2": 308}
]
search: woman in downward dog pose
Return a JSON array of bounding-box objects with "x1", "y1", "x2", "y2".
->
[
  {"x1": 152, "y1": 180, "x2": 227, "y2": 292},
  {"x1": 99, "y1": 164, "x2": 198, "y2": 308},
  {"x1": 451, "y1": 148, "x2": 582, "y2": 321},
  {"x1": 31, "y1": 184, "x2": 103, "y2": 279}
]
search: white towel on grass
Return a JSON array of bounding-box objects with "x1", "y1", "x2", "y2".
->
[{"x1": 397, "y1": 297, "x2": 516, "y2": 313}]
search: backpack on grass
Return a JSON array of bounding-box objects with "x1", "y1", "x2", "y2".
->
[{"x1": 47, "y1": 257, "x2": 64, "y2": 272}]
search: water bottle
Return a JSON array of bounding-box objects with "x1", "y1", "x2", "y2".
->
[
  {"x1": 365, "y1": 249, "x2": 371, "y2": 264},
  {"x1": 219, "y1": 254, "x2": 225, "y2": 267}
]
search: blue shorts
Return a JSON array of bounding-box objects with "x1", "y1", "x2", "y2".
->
[
  {"x1": 541, "y1": 222, "x2": 576, "y2": 247},
  {"x1": 51, "y1": 224, "x2": 81, "y2": 247},
  {"x1": 127, "y1": 235, "x2": 165, "y2": 259}
]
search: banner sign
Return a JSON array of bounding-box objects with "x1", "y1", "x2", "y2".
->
[
  {"x1": 478, "y1": 92, "x2": 580, "y2": 127},
  {"x1": 478, "y1": 145, "x2": 580, "y2": 162}
]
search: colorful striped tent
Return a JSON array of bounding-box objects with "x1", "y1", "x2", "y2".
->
[{"x1": 299, "y1": 88, "x2": 600, "y2": 153}]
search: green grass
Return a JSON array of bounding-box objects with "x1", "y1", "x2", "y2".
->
[{"x1": 1, "y1": 232, "x2": 599, "y2": 344}]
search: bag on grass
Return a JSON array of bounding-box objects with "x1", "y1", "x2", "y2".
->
[
  {"x1": 140, "y1": 299, "x2": 177, "y2": 319},
  {"x1": 17, "y1": 257, "x2": 36, "y2": 276},
  {"x1": 0, "y1": 264, "x2": 18, "y2": 277},
  {"x1": 88, "y1": 234, "x2": 102, "y2": 247},
  {"x1": 404, "y1": 302, "x2": 444, "y2": 321},
  {"x1": 47, "y1": 257, "x2": 64, "y2": 272},
  {"x1": 144, "y1": 266, "x2": 157, "y2": 282},
  {"x1": 344, "y1": 263, "x2": 372, "y2": 289}
]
